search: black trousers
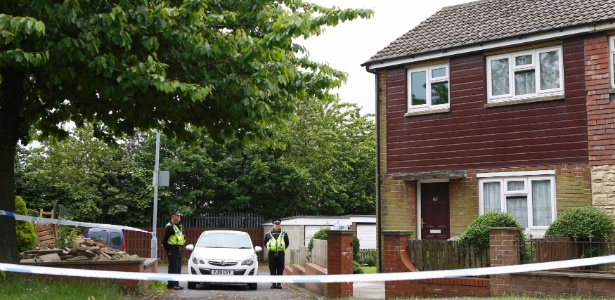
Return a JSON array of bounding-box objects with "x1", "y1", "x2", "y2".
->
[
  {"x1": 166, "y1": 246, "x2": 182, "y2": 287},
  {"x1": 268, "y1": 251, "x2": 285, "y2": 280}
]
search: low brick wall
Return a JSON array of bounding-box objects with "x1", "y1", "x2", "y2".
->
[
  {"x1": 504, "y1": 272, "x2": 615, "y2": 297},
  {"x1": 21, "y1": 258, "x2": 158, "y2": 289},
  {"x1": 286, "y1": 263, "x2": 327, "y2": 295}
]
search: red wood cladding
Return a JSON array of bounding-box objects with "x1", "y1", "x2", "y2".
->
[{"x1": 385, "y1": 38, "x2": 588, "y2": 174}]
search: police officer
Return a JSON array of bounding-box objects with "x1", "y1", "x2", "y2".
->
[
  {"x1": 162, "y1": 208, "x2": 186, "y2": 290},
  {"x1": 264, "y1": 218, "x2": 289, "y2": 289}
]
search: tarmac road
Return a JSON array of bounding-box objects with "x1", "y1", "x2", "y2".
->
[{"x1": 147, "y1": 264, "x2": 318, "y2": 300}]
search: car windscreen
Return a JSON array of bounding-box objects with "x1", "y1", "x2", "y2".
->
[{"x1": 196, "y1": 233, "x2": 252, "y2": 249}]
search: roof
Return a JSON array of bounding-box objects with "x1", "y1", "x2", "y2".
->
[{"x1": 364, "y1": 0, "x2": 615, "y2": 66}]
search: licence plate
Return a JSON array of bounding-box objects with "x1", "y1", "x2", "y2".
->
[{"x1": 212, "y1": 269, "x2": 233, "y2": 275}]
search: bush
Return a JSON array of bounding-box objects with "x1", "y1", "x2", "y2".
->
[
  {"x1": 352, "y1": 260, "x2": 363, "y2": 274},
  {"x1": 359, "y1": 249, "x2": 377, "y2": 266},
  {"x1": 15, "y1": 196, "x2": 36, "y2": 252},
  {"x1": 545, "y1": 206, "x2": 615, "y2": 240},
  {"x1": 459, "y1": 211, "x2": 525, "y2": 255}
]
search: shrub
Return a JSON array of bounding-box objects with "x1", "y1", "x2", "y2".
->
[
  {"x1": 545, "y1": 206, "x2": 615, "y2": 267},
  {"x1": 15, "y1": 196, "x2": 36, "y2": 252},
  {"x1": 308, "y1": 227, "x2": 329, "y2": 252},
  {"x1": 352, "y1": 260, "x2": 363, "y2": 274},
  {"x1": 545, "y1": 206, "x2": 615, "y2": 240},
  {"x1": 359, "y1": 249, "x2": 377, "y2": 267},
  {"x1": 459, "y1": 211, "x2": 525, "y2": 255}
]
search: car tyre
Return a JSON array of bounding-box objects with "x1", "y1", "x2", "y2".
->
[
  {"x1": 248, "y1": 283, "x2": 257, "y2": 290},
  {"x1": 187, "y1": 281, "x2": 197, "y2": 289}
]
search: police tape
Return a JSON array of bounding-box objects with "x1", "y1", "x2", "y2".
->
[
  {"x1": 2, "y1": 255, "x2": 615, "y2": 284},
  {"x1": 0, "y1": 210, "x2": 151, "y2": 234}
]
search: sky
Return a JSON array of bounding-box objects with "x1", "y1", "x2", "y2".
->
[{"x1": 300, "y1": 0, "x2": 474, "y2": 115}]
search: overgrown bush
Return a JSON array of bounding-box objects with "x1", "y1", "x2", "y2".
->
[
  {"x1": 545, "y1": 206, "x2": 615, "y2": 240},
  {"x1": 15, "y1": 196, "x2": 36, "y2": 252},
  {"x1": 459, "y1": 211, "x2": 527, "y2": 257}
]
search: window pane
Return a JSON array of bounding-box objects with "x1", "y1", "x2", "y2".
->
[
  {"x1": 491, "y1": 58, "x2": 510, "y2": 96},
  {"x1": 515, "y1": 70, "x2": 536, "y2": 95},
  {"x1": 507, "y1": 180, "x2": 524, "y2": 191},
  {"x1": 431, "y1": 82, "x2": 449, "y2": 105},
  {"x1": 483, "y1": 182, "x2": 501, "y2": 212},
  {"x1": 540, "y1": 50, "x2": 560, "y2": 90},
  {"x1": 411, "y1": 71, "x2": 427, "y2": 106},
  {"x1": 532, "y1": 180, "x2": 552, "y2": 226},
  {"x1": 432, "y1": 67, "x2": 446, "y2": 78},
  {"x1": 507, "y1": 196, "x2": 528, "y2": 228},
  {"x1": 515, "y1": 55, "x2": 532, "y2": 66}
]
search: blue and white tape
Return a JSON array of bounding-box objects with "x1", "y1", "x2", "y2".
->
[
  {"x1": 2, "y1": 255, "x2": 615, "y2": 284},
  {"x1": 0, "y1": 210, "x2": 151, "y2": 234}
]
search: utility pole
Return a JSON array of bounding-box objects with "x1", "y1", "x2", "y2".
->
[{"x1": 151, "y1": 130, "x2": 161, "y2": 258}]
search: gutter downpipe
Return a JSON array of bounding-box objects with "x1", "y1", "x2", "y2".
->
[{"x1": 367, "y1": 66, "x2": 383, "y2": 273}]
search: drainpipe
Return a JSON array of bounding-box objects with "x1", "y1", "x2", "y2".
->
[{"x1": 367, "y1": 66, "x2": 383, "y2": 273}]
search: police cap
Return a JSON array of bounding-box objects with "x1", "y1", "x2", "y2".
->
[
  {"x1": 170, "y1": 209, "x2": 183, "y2": 216},
  {"x1": 272, "y1": 218, "x2": 281, "y2": 224}
]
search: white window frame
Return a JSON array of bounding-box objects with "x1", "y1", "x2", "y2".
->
[
  {"x1": 407, "y1": 64, "x2": 450, "y2": 113},
  {"x1": 478, "y1": 172, "x2": 556, "y2": 232},
  {"x1": 486, "y1": 46, "x2": 564, "y2": 103},
  {"x1": 610, "y1": 36, "x2": 615, "y2": 88}
]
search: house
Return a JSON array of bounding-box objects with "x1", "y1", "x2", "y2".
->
[
  {"x1": 362, "y1": 0, "x2": 615, "y2": 243},
  {"x1": 262, "y1": 215, "x2": 376, "y2": 263}
]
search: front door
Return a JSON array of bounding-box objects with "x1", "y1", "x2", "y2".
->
[{"x1": 420, "y1": 182, "x2": 450, "y2": 240}]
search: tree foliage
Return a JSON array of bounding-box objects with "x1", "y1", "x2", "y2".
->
[
  {"x1": 0, "y1": 0, "x2": 373, "y2": 263},
  {"x1": 545, "y1": 206, "x2": 615, "y2": 240}
]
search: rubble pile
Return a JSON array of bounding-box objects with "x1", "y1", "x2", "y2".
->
[{"x1": 20, "y1": 237, "x2": 140, "y2": 263}]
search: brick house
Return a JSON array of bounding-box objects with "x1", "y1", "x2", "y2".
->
[{"x1": 361, "y1": 0, "x2": 615, "y2": 248}]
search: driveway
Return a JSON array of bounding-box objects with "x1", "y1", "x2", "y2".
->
[{"x1": 148, "y1": 265, "x2": 318, "y2": 300}]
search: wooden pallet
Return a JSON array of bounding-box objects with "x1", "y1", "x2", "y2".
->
[{"x1": 35, "y1": 209, "x2": 57, "y2": 249}]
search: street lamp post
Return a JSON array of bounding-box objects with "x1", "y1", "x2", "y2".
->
[{"x1": 151, "y1": 130, "x2": 161, "y2": 258}]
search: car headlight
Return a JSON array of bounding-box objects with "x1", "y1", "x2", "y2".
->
[
  {"x1": 241, "y1": 258, "x2": 254, "y2": 266},
  {"x1": 192, "y1": 254, "x2": 205, "y2": 265}
]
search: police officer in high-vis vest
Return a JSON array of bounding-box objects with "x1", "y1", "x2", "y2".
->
[
  {"x1": 163, "y1": 209, "x2": 186, "y2": 290},
  {"x1": 264, "y1": 218, "x2": 289, "y2": 289}
]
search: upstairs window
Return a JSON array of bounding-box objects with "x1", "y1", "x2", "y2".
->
[
  {"x1": 610, "y1": 36, "x2": 615, "y2": 88},
  {"x1": 486, "y1": 46, "x2": 563, "y2": 103},
  {"x1": 407, "y1": 64, "x2": 449, "y2": 113}
]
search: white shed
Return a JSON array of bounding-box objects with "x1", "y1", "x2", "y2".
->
[{"x1": 262, "y1": 215, "x2": 376, "y2": 260}]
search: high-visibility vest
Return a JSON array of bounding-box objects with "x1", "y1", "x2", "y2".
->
[
  {"x1": 166, "y1": 223, "x2": 185, "y2": 246},
  {"x1": 267, "y1": 231, "x2": 286, "y2": 252}
]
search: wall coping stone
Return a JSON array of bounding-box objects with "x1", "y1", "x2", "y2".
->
[{"x1": 383, "y1": 230, "x2": 414, "y2": 237}]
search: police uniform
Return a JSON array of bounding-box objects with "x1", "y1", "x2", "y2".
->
[
  {"x1": 264, "y1": 218, "x2": 289, "y2": 289},
  {"x1": 162, "y1": 209, "x2": 186, "y2": 290}
]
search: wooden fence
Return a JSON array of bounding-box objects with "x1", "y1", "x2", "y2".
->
[
  {"x1": 312, "y1": 239, "x2": 327, "y2": 268},
  {"x1": 123, "y1": 227, "x2": 264, "y2": 261},
  {"x1": 408, "y1": 240, "x2": 488, "y2": 271},
  {"x1": 100, "y1": 212, "x2": 265, "y2": 228},
  {"x1": 290, "y1": 245, "x2": 310, "y2": 266}
]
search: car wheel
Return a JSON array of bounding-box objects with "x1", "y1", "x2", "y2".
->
[
  {"x1": 187, "y1": 281, "x2": 197, "y2": 289},
  {"x1": 248, "y1": 283, "x2": 257, "y2": 290}
]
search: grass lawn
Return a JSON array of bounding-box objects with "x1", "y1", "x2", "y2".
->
[
  {"x1": 0, "y1": 274, "x2": 167, "y2": 300},
  {"x1": 361, "y1": 266, "x2": 377, "y2": 274}
]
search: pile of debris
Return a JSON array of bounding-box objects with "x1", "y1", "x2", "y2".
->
[{"x1": 20, "y1": 237, "x2": 140, "y2": 263}]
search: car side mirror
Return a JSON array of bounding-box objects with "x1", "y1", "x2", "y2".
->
[
  {"x1": 254, "y1": 246, "x2": 262, "y2": 253},
  {"x1": 186, "y1": 244, "x2": 194, "y2": 251}
]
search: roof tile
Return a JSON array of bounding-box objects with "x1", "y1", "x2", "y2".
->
[{"x1": 365, "y1": 0, "x2": 615, "y2": 65}]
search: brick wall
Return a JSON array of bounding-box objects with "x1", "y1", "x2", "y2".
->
[
  {"x1": 585, "y1": 35, "x2": 615, "y2": 166},
  {"x1": 382, "y1": 230, "x2": 489, "y2": 298},
  {"x1": 380, "y1": 164, "x2": 591, "y2": 239},
  {"x1": 326, "y1": 230, "x2": 355, "y2": 298},
  {"x1": 489, "y1": 227, "x2": 615, "y2": 298},
  {"x1": 585, "y1": 34, "x2": 615, "y2": 217}
]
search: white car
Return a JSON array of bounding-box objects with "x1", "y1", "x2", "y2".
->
[{"x1": 185, "y1": 230, "x2": 262, "y2": 290}]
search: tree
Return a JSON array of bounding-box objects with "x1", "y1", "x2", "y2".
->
[{"x1": 0, "y1": 0, "x2": 373, "y2": 263}]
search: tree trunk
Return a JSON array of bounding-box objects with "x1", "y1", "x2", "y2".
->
[{"x1": 0, "y1": 67, "x2": 25, "y2": 264}]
